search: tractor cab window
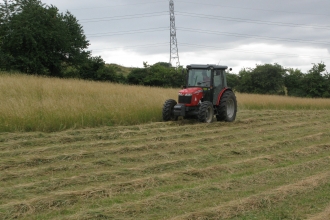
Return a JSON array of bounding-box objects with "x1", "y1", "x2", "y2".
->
[
  {"x1": 213, "y1": 70, "x2": 225, "y2": 104},
  {"x1": 187, "y1": 69, "x2": 211, "y2": 87},
  {"x1": 213, "y1": 70, "x2": 225, "y2": 88}
]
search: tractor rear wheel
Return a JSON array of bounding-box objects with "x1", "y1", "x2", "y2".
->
[
  {"x1": 216, "y1": 90, "x2": 237, "y2": 122},
  {"x1": 162, "y1": 99, "x2": 178, "y2": 121},
  {"x1": 198, "y1": 101, "x2": 214, "y2": 123}
]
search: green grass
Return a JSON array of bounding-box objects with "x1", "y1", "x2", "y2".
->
[{"x1": 0, "y1": 110, "x2": 330, "y2": 219}]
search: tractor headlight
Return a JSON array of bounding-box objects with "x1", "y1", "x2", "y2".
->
[{"x1": 185, "y1": 93, "x2": 192, "y2": 96}]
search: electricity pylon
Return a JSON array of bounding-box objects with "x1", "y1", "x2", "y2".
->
[{"x1": 169, "y1": 0, "x2": 180, "y2": 68}]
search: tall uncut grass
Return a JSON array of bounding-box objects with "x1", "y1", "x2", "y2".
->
[
  {"x1": 1, "y1": 72, "x2": 330, "y2": 132},
  {"x1": 0, "y1": 73, "x2": 177, "y2": 132},
  {"x1": 237, "y1": 93, "x2": 330, "y2": 110}
]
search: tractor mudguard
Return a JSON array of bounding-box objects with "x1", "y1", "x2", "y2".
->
[{"x1": 216, "y1": 87, "x2": 233, "y2": 106}]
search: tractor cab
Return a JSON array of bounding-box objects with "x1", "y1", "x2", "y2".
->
[
  {"x1": 162, "y1": 64, "x2": 237, "y2": 123},
  {"x1": 183, "y1": 64, "x2": 228, "y2": 105}
]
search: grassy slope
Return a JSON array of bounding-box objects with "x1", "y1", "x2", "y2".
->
[
  {"x1": 107, "y1": 63, "x2": 134, "y2": 77},
  {"x1": 1, "y1": 110, "x2": 330, "y2": 219}
]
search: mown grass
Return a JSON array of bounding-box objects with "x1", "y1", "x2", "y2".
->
[
  {"x1": 1, "y1": 72, "x2": 330, "y2": 132},
  {"x1": 0, "y1": 110, "x2": 330, "y2": 219}
]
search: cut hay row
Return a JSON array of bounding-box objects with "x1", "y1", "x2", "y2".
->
[
  {"x1": 1, "y1": 110, "x2": 328, "y2": 180},
  {"x1": 2, "y1": 140, "x2": 329, "y2": 196},
  {"x1": 1, "y1": 109, "x2": 328, "y2": 151},
  {"x1": 170, "y1": 172, "x2": 330, "y2": 220},
  {"x1": 1, "y1": 153, "x2": 329, "y2": 219},
  {"x1": 0, "y1": 110, "x2": 330, "y2": 219},
  {"x1": 308, "y1": 205, "x2": 330, "y2": 220}
]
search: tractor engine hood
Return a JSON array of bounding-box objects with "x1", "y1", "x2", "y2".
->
[
  {"x1": 178, "y1": 87, "x2": 203, "y2": 96},
  {"x1": 178, "y1": 87, "x2": 204, "y2": 106}
]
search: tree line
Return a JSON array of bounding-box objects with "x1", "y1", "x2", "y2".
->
[
  {"x1": 127, "y1": 62, "x2": 330, "y2": 98},
  {"x1": 227, "y1": 62, "x2": 330, "y2": 98},
  {"x1": 1, "y1": 0, "x2": 329, "y2": 98}
]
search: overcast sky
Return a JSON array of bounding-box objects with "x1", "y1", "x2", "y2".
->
[{"x1": 42, "y1": 0, "x2": 330, "y2": 73}]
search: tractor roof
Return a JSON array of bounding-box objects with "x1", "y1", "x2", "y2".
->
[{"x1": 186, "y1": 64, "x2": 228, "y2": 70}]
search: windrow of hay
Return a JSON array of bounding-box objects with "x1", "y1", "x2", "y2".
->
[
  {"x1": 308, "y1": 205, "x2": 330, "y2": 220},
  {"x1": 170, "y1": 172, "x2": 330, "y2": 220},
  {"x1": 1, "y1": 72, "x2": 330, "y2": 132}
]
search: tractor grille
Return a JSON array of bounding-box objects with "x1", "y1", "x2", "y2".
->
[{"x1": 178, "y1": 95, "x2": 192, "y2": 104}]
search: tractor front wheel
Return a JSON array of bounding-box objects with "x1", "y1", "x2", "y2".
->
[
  {"x1": 162, "y1": 99, "x2": 178, "y2": 121},
  {"x1": 198, "y1": 101, "x2": 214, "y2": 123},
  {"x1": 216, "y1": 90, "x2": 237, "y2": 122}
]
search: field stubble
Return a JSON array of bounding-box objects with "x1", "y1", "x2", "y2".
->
[{"x1": 0, "y1": 110, "x2": 330, "y2": 219}]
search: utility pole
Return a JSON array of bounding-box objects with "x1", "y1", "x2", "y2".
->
[{"x1": 169, "y1": 0, "x2": 180, "y2": 68}]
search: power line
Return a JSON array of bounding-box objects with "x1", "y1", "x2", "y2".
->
[
  {"x1": 78, "y1": 11, "x2": 330, "y2": 30},
  {"x1": 89, "y1": 42, "x2": 330, "y2": 61},
  {"x1": 61, "y1": 2, "x2": 330, "y2": 63},
  {"x1": 90, "y1": 42, "x2": 169, "y2": 51},
  {"x1": 176, "y1": 11, "x2": 330, "y2": 30},
  {"x1": 80, "y1": 11, "x2": 168, "y2": 23},
  {"x1": 179, "y1": 43, "x2": 330, "y2": 61},
  {"x1": 177, "y1": 27, "x2": 330, "y2": 46},
  {"x1": 175, "y1": 1, "x2": 330, "y2": 17},
  {"x1": 67, "y1": 0, "x2": 330, "y2": 18},
  {"x1": 67, "y1": 0, "x2": 167, "y2": 10},
  {"x1": 80, "y1": 11, "x2": 167, "y2": 21},
  {"x1": 87, "y1": 27, "x2": 168, "y2": 38},
  {"x1": 84, "y1": 26, "x2": 329, "y2": 47}
]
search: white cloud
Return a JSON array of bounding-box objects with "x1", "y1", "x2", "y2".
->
[{"x1": 94, "y1": 49, "x2": 168, "y2": 68}]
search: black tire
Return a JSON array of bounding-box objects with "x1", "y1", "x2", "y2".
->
[
  {"x1": 198, "y1": 101, "x2": 214, "y2": 123},
  {"x1": 162, "y1": 99, "x2": 178, "y2": 121},
  {"x1": 216, "y1": 90, "x2": 237, "y2": 122}
]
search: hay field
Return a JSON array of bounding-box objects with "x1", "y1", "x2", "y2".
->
[
  {"x1": 1, "y1": 73, "x2": 330, "y2": 132},
  {"x1": 1, "y1": 73, "x2": 330, "y2": 219},
  {"x1": 0, "y1": 110, "x2": 330, "y2": 219}
]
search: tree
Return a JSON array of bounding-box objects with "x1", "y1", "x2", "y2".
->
[
  {"x1": 127, "y1": 62, "x2": 184, "y2": 87},
  {"x1": 284, "y1": 68, "x2": 306, "y2": 97},
  {"x1": 301, "y1": 62, "x2": 328, "y2": 98},
  {"x1": 236, "y1": 68, "x2": 254, "y2": 93},
  {"x1": 324, "y1": 71, "x2": 330, "y2": 98},
  {"x1": 226, "y1": 72, "x2": 240, "y2": 90},
  {"x1": 69, "y1": 56, "x2": 125, "y2": 83},
  {"x1": 0, "y1": 0, "x2": 90, "y2": 76},
  {"x1": 251, "y1": 63, "x2": 285, "y2": 94},
  {"x1": 236, "y1": 63, "x2": 285, "y2": 95},
  {"x1": 127, "y1": 68, "x2": 147, "y2": 85}
]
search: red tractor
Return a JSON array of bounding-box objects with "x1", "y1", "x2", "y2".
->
[{"x1": 162, "y1": 64, "x2": 237, "y2": 123}]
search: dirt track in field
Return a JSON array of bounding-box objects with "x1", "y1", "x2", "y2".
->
[{"x1": 0, "y1": 110, "x2": 330, "y2": 219}]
